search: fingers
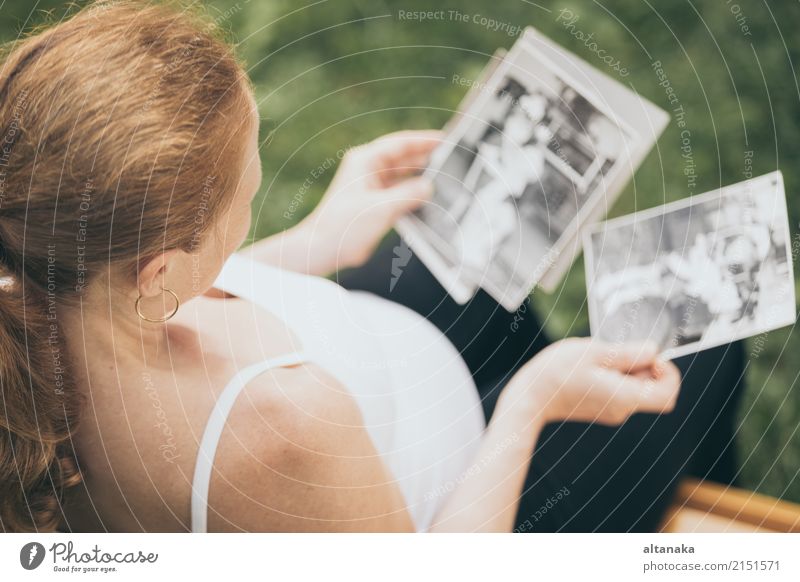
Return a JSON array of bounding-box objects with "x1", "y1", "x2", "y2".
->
[
  {"x1": 635, "y1": 358, "x2": 680, "y2": 414},
  {"x1": 362, "y1": 130, "x2": 443, "y2": 173},
  {"x1": 597, "y1": 360, "x2": 680, "y2": 417},
  {"x1": 373, "y1": 153, "x2": 434, "y2": 185},
  {"x1": 634, "y1": 359, "x2": 681, "y2": 414},
  {"x1": 594, "y1": 340, "x2": 659, "y2": 373},
  {"x1": 382, "y1": 176, "x2": 434, "y2": 215},
  {"x1": 373, "y1": 129, "x2": 444, "y2": 151}
]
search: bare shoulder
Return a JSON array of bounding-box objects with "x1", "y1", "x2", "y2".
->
[
  {"x1": 234, "y1": 362, "x2": 367, "y2": 456},
  {"x1": 206, "y1": 362, "x2": 413, "y2": 532}
]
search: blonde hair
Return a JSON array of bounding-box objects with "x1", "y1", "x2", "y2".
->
[{"x1": 0, "y1": 0, "x2": 253, "y2": 531}]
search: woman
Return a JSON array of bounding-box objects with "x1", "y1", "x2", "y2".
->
[{"x1": 0, "y1": 1, "x2": 744, "y2": 533}]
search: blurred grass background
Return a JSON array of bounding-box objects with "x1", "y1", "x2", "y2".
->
[{"x1": 1, "y1": 0, "x2": 797, "y2": 502}]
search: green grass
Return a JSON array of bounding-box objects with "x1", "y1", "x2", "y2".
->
[{"x1": 2, "y1": 0, "x2": 798, "y2": 503}]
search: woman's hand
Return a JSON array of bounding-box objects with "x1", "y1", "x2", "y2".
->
[
  {"x1": 432, "y1": 338, "x2": 680, "y2": 532},
  {"x1": 503, "y1": 338, "x2": 681, "y2": 426},
  {"x1": 302, "y1": 130, "x2": 441, "y2": 271}
]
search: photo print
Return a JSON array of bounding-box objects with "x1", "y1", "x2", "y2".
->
[
  {"x1": 396, "y1": 27, "x2": 667, "y2": 310},
  {"x1": 584, "y1": 171, "x2": 796, "y2": 359}
]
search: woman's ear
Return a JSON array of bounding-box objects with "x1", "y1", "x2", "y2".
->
[{"x1": 137, "y1": 249, "x2": 182, "y2": 298}]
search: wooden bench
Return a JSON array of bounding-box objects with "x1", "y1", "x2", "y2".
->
[{"x1": 660, "y1": 477, "x2": 800, "y2": 533}]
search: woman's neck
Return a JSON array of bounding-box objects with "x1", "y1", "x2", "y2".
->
[{"x1": 60, "y1": 286, "x2": 191, "y2": 372}]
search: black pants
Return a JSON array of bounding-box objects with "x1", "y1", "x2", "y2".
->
[{"x1": 337, "y1": 232, "x2": 746, "y2": 532}]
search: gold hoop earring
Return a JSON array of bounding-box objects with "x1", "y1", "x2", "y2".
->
[{"x1": 135, "y1": 288, "x2": 181, "y2": 323}]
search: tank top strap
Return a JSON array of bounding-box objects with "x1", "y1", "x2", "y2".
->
[{"x1": 190, "y1": 351, "x2": 307, "y2": 533}]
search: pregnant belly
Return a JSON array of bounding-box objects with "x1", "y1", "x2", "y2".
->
[{"x1": 344, "y1": 290, "x2": 486, "y2": 531}]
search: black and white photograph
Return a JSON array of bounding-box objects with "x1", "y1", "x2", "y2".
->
[
  {"x1": 396, "y1": 28, "x2": 659, "y2": 310},
  {"x1": 585, "y1": 171, "x2": 796, "y2": 359}
]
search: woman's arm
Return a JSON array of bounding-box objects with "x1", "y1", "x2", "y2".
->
[
  {"x1": 428, "y1": 339, "x2": 680, "y2": 532},
  {"x1": 427, "y1": 389, "x2": 548, "y2": 532},
  {"x1": 242, "y1": 130, "x2": 440, "y2": 277},
  {"x1": 242, "y1": 220, "x2": 340, "y2": 277}
]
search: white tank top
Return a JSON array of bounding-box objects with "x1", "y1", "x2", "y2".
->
[{"x1": 191, "y1": 253, "x2": 486, "y2": 532}]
